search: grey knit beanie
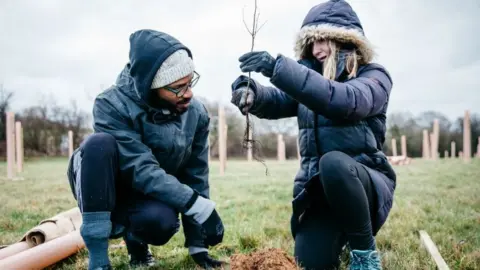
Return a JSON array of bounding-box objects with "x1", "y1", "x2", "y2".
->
[{"x1": 150, "y1": 49, "x2": 195, "y2": 89}]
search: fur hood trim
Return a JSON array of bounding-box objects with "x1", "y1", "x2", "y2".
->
[{"x1": 294, "y1": 23, "x2": 375, "y2": 64}]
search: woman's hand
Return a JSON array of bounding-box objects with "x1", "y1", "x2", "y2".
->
[
  {"x1": 231, "y1": 86, "x2": 255, "y2": 115},
  {"x1": 239, "y1": 51, "x2": 276, "y2": 78}
]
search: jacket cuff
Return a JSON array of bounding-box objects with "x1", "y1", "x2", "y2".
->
[
  {"x1": 184, "y1": 195, "x2": 215, "y2": 224},
  {"x1": 232, "y1": 75, "x2": 258, "y2": 93},
  {"x1": 189, "y1": 246, "x2": 208, "y2": 255}
]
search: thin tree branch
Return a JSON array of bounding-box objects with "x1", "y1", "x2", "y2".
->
[{"x1": 242, "y1": 6, "x2": 253, "y2": 36}]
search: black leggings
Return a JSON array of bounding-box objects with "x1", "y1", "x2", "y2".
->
[
  {"x1": 71, "y1": 133, "x2": 180, "y2": 245},
  {"x1": 294, "y1": 151, "x2": 378, "y2": 270}
]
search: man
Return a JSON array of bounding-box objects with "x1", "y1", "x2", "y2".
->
[{"x1": 67, "y1": 29, "x2": 225, "y2": 270}]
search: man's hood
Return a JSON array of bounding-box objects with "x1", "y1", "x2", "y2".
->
[
  {"x1": 293, "y1": 0, "x2": 375, "y2": 64},
  {"x1": 117, "y1": 29, "x2": 192, "y2": 108}
]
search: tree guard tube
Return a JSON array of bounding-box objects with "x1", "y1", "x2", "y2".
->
[
  {"x1": 0, "y1": 230, "x2": 85, "y2": 269},
  {"x1": 0, "y1": 207, "x2": 82, "y2": 261},
  {"x1": 0, "y1": 242, "x2": 30, "y2": 260},
  {"x1": 19, "y1": 207, "x2": 82, "y2": 247}
]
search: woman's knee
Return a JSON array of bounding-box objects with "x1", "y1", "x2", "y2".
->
[
  {"x1": 294, "y1": 213, "x2": 346, "y2": 269},
  {"x1": 318, "y1": 151, "x2": 356, "y2": 188}
]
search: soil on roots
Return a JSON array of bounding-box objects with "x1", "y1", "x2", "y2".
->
[{"x1": 230, "y1": 248, "x2": 299, "y2": 270}]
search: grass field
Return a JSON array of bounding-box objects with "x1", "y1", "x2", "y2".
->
[{"x1": 0, "y1": 157, "x2": 479, "y2": 269}]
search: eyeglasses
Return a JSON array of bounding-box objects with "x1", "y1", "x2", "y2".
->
[{"x1": 163, "y1": 71, "x2": 200, "y2": 98}]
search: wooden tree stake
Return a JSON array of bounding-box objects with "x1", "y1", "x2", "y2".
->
[
  {"x1": 6, "y1": 112, "x2": 15, "y2": 180},
  {"x1": 15, "y1": 121, "x2": 23, "y2": 173}
]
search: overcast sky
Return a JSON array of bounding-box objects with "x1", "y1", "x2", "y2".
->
[{"x1": 1, "y1": 0, "x2": 479, "y2": 122}]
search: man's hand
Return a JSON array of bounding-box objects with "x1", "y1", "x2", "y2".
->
[
  {"x1": 201, "y1": 208, "x2": 224, "y2": 246},
  {"x1": 231, "y1": 86, "x2": 255, "y2": 115},
  {"x1": 185, "y1": 192, "x2": 225, "y2": 247},
  {"x1": 239, "y1": 51, "x2": 276, "y2": 78},
  {"x1": 191, "y1": 252, "x2": 226, "y2": 269}
]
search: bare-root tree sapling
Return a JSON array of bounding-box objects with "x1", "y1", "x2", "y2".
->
[{"x1": 242, "y1": 0, "x2": 269, "y2": 175}]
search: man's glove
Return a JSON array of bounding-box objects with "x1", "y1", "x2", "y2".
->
[
  {"x1": 184, "y1": 192, "x2": 224, "y2": 247},
  {"x1": 231, "y1": 86, "x2": 255, "y2": 115},
  {"x1": 239, "y1": 51, "x2": 276, "y2": 78},
  {"x1": 191, "y1": 251, "x2": 226, "y2": 269}
]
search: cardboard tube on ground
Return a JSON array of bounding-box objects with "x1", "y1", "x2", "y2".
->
[
  {"x1": 0, "y1": 230, "x2": 85, "y2": 270},
  {"x1": 19, "y1": 207, "x2": 82, "y2": 247},
  {"x1": 24, "y1": 217, "x2": 74, "y2": 246},
  {"x1": 0, "y1": 242, "x2": 30, "y2": 260}
]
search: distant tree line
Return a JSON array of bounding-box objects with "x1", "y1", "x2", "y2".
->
[
  {"x1": 0, "y1": 86, "x2": 478, "y2": 160},
  {"x1": 0, "y1": 87, "x2": 90, "y2": 159},
  {"x1": 383, "y1": 110, "x2": 480, "y2": 158}
]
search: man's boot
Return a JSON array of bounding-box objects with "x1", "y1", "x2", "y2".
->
[{"x1": 123, "y1": 231, "x2": 156, "y2": 267}]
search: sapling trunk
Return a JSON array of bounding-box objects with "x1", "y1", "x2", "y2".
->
[{"x1": 242, "y1": 0, "x2": 268, "y2": 175}]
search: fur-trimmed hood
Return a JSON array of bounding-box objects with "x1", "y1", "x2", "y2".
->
[{"x1": 294, "y1": 0, "x2": 375, "y2": 64}]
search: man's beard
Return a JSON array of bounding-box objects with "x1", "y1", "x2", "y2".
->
[
  {"x1": 174, "y1": 97, "x2": 192, "y2": 114},
  {"x1": 149, "y1": 95, "x2": 191, "y2": 114}
]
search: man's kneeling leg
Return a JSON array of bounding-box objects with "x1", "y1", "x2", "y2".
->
[
  {"x1": 121, "y1": 198, "x2": 180, "y2": 266},
  {"x1": 69, "y1": 133, "x2": 119, "y2": 270}
]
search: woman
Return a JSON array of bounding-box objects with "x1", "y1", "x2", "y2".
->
[{"x1": 230, "y1": 0, "x2": 396, "y2": 269}]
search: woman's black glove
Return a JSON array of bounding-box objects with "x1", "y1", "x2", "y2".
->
[
  {"x1": 291, "y1": 174, "x2": 322, "y2": 238},
  {"x1": 231, "y1": 86, "x2": 255, "y2": 115},
  {"x1": 238, "y1": 51, "x2": 276, "y2": 78}
]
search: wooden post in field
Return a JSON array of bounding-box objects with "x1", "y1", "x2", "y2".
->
[
  {"x1": 422, "y1": 129, "x2": 430, "y2": 159},
  {"x1": 247, "y1": 128, "x2": 252, "y2": 162},
  {"x1": 391, "y1": 138, "x2": 397, "y2": 156},
  {"x1": 459, "y1": 151, "x2": 463, "y2": 158},
  {"x1": 15, "y1": 121, "x2": 23, "y2": 173},
  {"x1": 6, "y1": 112, "x2": 15, "y2": 180},
  {"x1": 46, "y1": 136, "x2": 54, "y2": 156},
  {"x1": 68, "y1": 130, "x2": 74, "y2": 157},
  {"x1": 277, "y1": 134, "x2": 286, "y2": 161},
  {"x1": 444, "y1": 150, "x2": 448, "y2": 158},
  {"x1": 419, "y1": 230, "x2": 450, "y2": 270},
  {"x1": 451, "y1": 141, "x2": 456, "y2": 158},
  {"x1": 463, "y1": 110, "x2": 471, "y2": 162},
  {"x1": 429, "y1": 133, "x2": 436, "y2": 159},
  {"x1": 431, "y1": 119, "x2": 439, "y2": 160},
  {"x1": 401, "y1": 135, "x2": 407, "y2": 157},
  {"x1": 218, "y1": 106, "x2": 226, "y2": 175},
  {"x1": 296, "y1": 136, "x2": 301, "y2": 160},
  {"x1": 224, "y1": 124, "x2": 228, "y2": 163}
]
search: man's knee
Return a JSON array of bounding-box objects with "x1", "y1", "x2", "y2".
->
[
  {"x1": 129, "y1": 201, "x2": 180, "y2": 246},
  {"x1": 69, "y1": 133, "x2": 118, "y2": 212},
  {"x1": 81, "y1": 132, "x2": 117, "y2": 159},
  {"x1": 319, "y1": 151, "x2": 355, "y2": 188}
]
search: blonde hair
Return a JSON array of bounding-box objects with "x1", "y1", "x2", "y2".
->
[{"x1": 321, "y1": 40, "x2": 360, "y2": 81}]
